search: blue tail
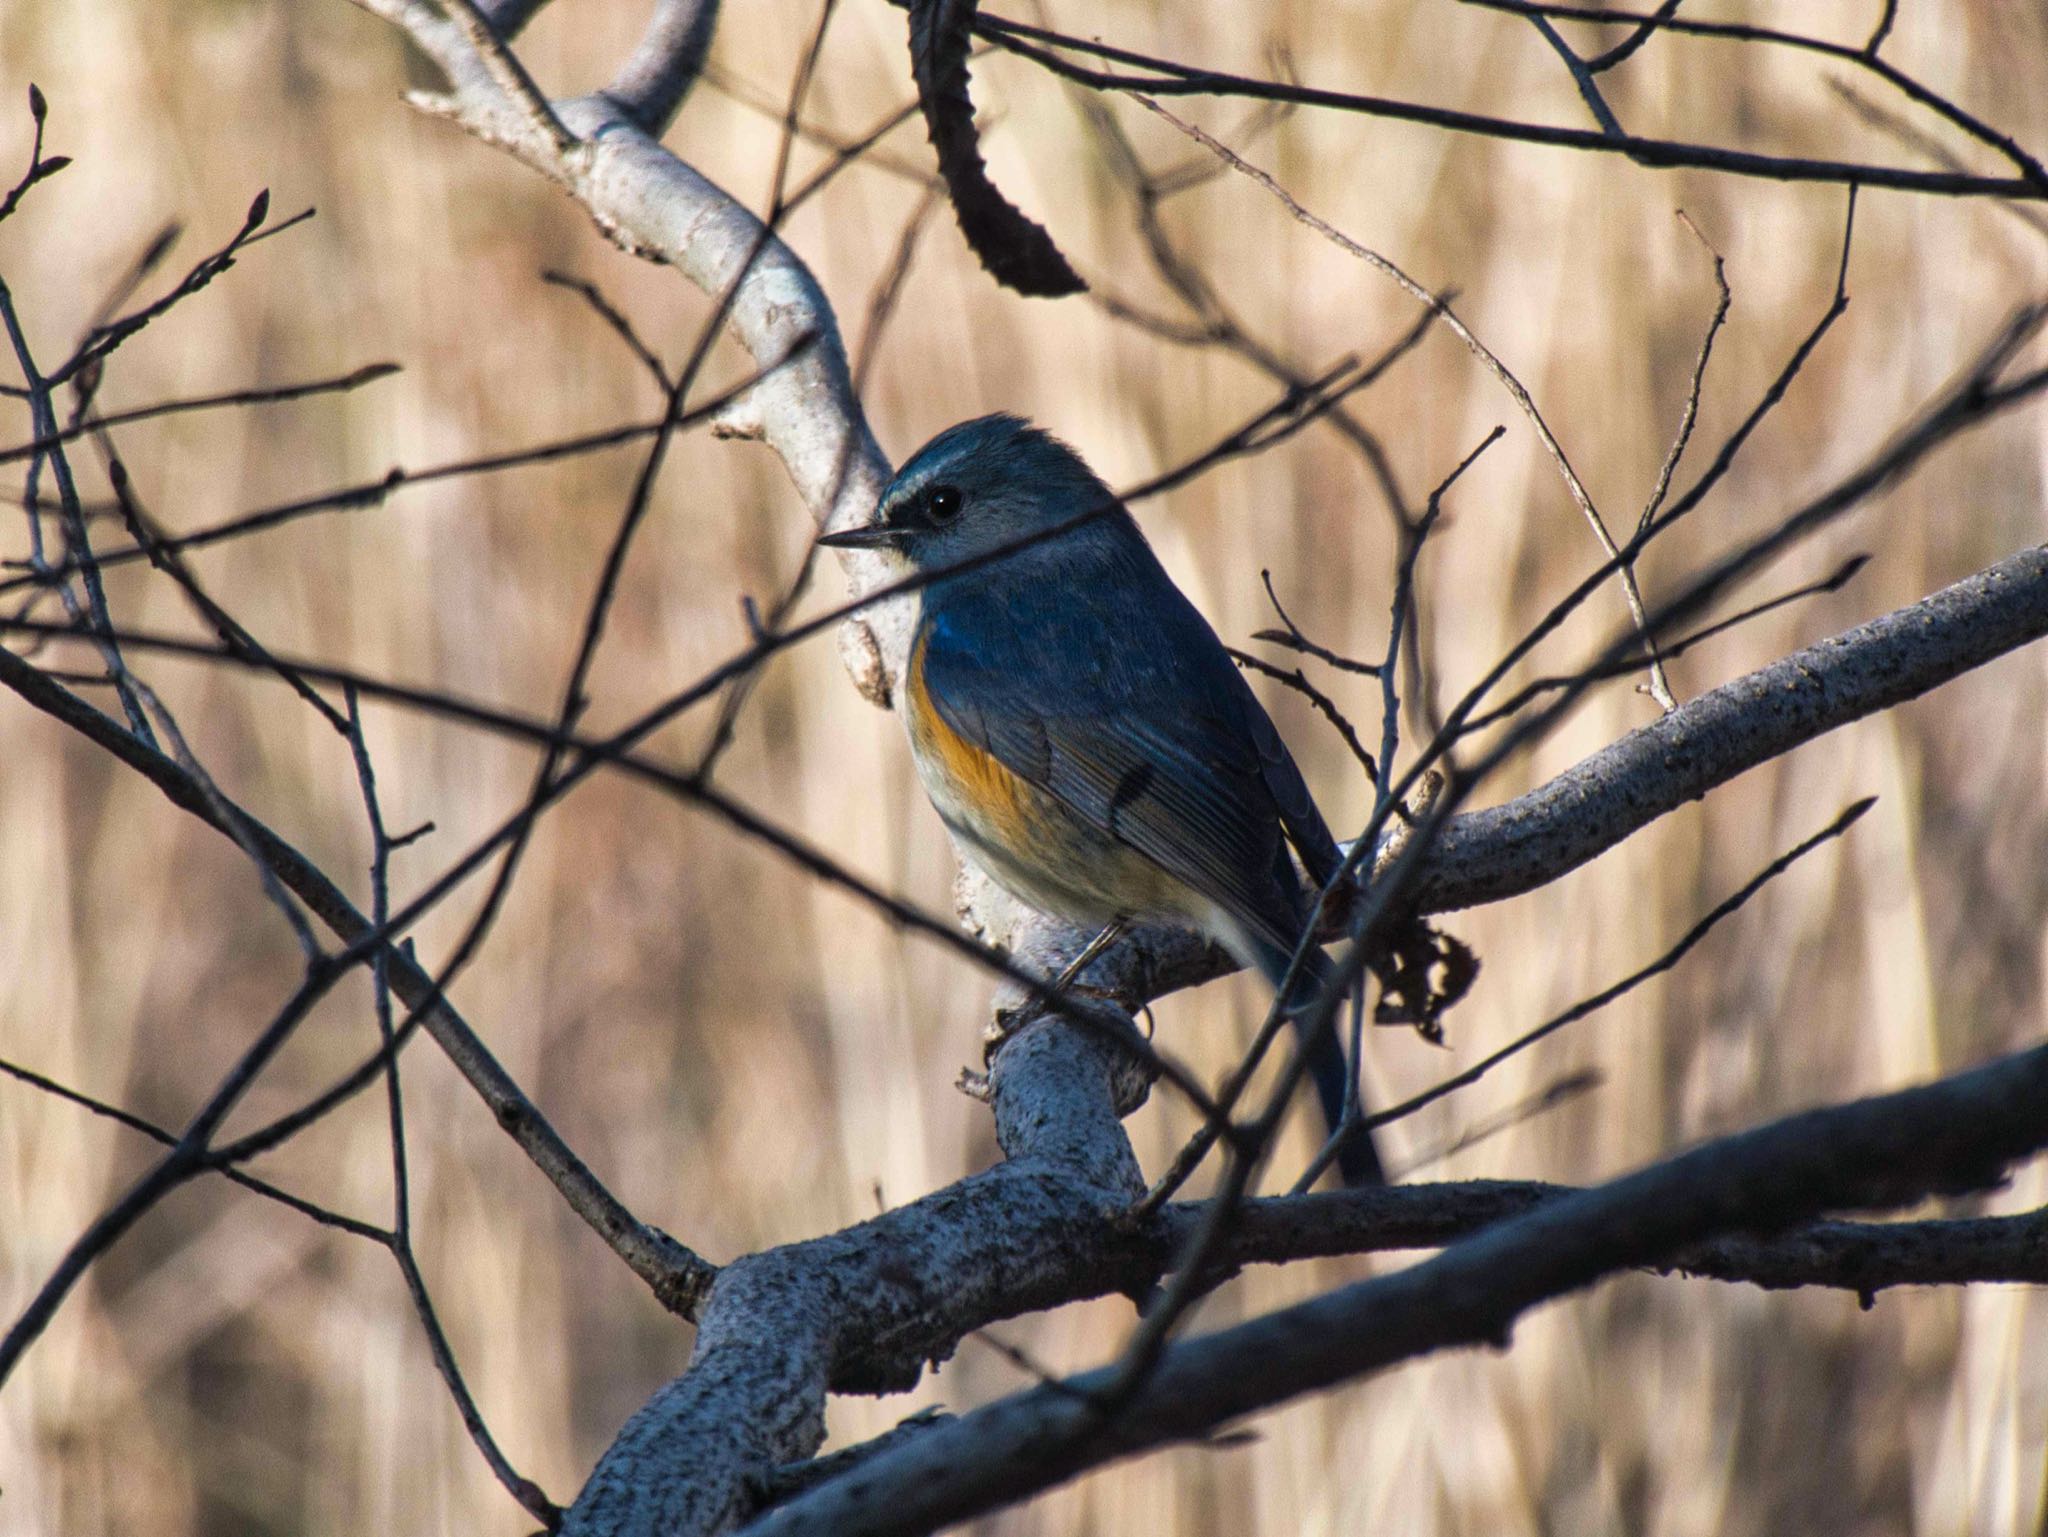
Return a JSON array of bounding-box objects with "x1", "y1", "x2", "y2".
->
[{"x1": 1254, "y1": 939, "x2": 1385, "y2": 1186}]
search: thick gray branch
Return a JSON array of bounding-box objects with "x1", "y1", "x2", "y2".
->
[
  {"x1": 562, "y1": 1022, "x2": 1144, "y2": 1536},
  {"x1": 568, "y1": 1065, "x2": 2048, "y2": 1537},
  {"x1": 1419, "y1": 542, "x2": 2048, "y2": 911},
  {"x1": 746, "y1": 1038, "x2": 2048, "y2": 1535}
]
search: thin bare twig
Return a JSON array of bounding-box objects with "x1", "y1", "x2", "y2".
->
[
  {"x1": 1, "y1": 277, "x2": 154, "y2": 740},
  {"x1": 93, "y1": 424, "x2": 351, "y2": 732},
  {"x1": 1584, "y1": 0, "x2": 1681, "y2": 74},
  {"x1": 702, "y1": 66, "x2": 936, "y2": 190},
  {"x1": 343, "y1": 685, "x2": 560, "y2": 1526},
  {"x1": 542, "y1": 270, "x2": 672, "y2": 390},
  {"x1": 0, "y1": 1051, "x2": 390, "y2": 1241},
  {"x1": 1459, "y1": 554, "x2": 1870, "y2": 735},
  {"x1": 0, "y1": 344, "x2": 809, "y2": 599},
  {"x1": 1639, "y1": 210, "x2": 1730, "y2": 534},
  {"x1": 1337, "y1": 800, "x2": 1874, "y2": 1164},
  {"x1": 73, "y1": 222, "x2": 183, "y2": 353},
  {"x1": 1380, "y1": 428, "x2": 1498, "y2": 809},
  {"x1": 978, "y1": 11, "x2": 2048, "y2": 200},
  {"x1": 1291, "y1": 431, "x2": 1496, "y2": 1193},
  {"x1": 1393, "y1": 1069, "x2": 1605, "y2": 1176},
  {"x1": 1827, "y1": 79, "x2": 2048, "y2": 240},
  {"x1": 56, "y1": 194, "x2": 312, "y2": 389},
  {"x1": 1134, "y1": 98, "x2": 1676, "y2": 709},
  {"x1": 1520, "y1": 10, "x2": 1626, "y2": 138},
  {"x1": 1650, "y1": 190, "x2": 1857, "y2": 536},
  {"x1": 0, "y1": 84, "x2": 72, "y2": 225},
  {"x1": 0, "y1": 965, "x2": 341, "y2": 1385},
  {"x1": 853, "y1": 184, "x2": 944, "y2": 396},
  {"x1": 132, "y1": 677, "x2": 324, "y2": 958},
  {"x1": 1150, "y1": 429, "x2": 1493, "y2": 1207},
  {"x1": 0, "y1": 363, "x2": 401, "y2": 466},
  {"x1": 1459, "y1": 0, "x2": 2048, "y2": 194},
  {"x1": 1225, "y1": 646, "x2": 1376, "y2": 776},
  {"x1": 1077, "y1": 91, "x2": 1426, "y2": 534},
  {"x1": 1253, "y1": 571, "x2": 1379, "y2": 677}
]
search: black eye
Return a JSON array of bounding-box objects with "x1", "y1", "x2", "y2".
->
[{"x1": 927, "y1": 485, "x2": 963, "y2": 524}]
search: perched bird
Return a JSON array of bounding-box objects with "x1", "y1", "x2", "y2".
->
[{"x1": 820, "y1": 414, "x2": 1382, "y2": 1185}]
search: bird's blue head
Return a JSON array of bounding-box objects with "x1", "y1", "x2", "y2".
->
[{"x1": 818, "y1": 414, "x2": 1138, "y2": 576}]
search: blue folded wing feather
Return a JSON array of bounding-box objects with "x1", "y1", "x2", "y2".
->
[{"x1": 917, "y1": 553, "x2": 1333, "y2": 956}]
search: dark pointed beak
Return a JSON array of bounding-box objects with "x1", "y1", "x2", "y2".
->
[{"x1": 816, "y1": 521, "x2": 901, "y2": 550}]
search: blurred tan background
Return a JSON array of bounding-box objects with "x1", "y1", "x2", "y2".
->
[{"x1": 2, "y1": 1, "x2": 2045, "y2": 1532}]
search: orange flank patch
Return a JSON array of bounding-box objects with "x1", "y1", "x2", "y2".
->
[{"x1": 906, "y1": 630, "x2": 1034, "y2": 844}]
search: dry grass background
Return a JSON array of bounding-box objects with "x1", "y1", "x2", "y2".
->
[{"x1": 2, "y1": 1, "x2": 2046, "y2": 1533}]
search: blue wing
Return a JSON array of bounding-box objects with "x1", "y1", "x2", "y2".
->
[{"x1": 918, "y1": 542, "x2": 1337, "y2": 954}]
